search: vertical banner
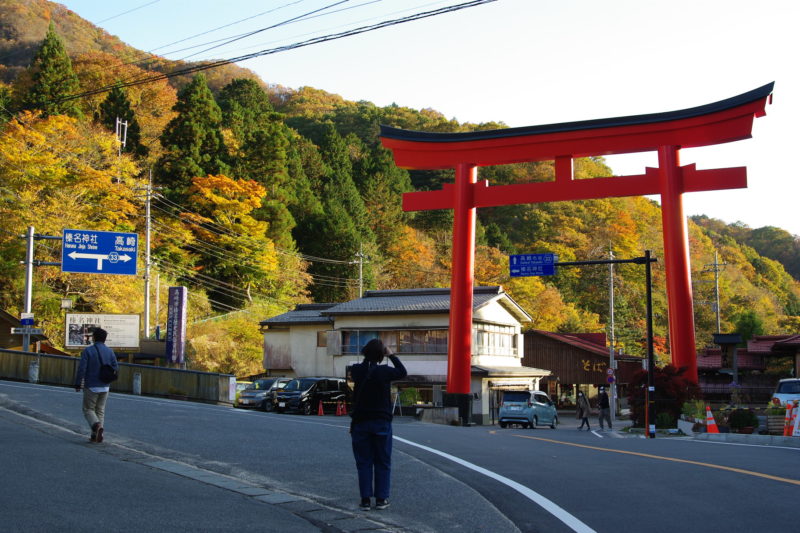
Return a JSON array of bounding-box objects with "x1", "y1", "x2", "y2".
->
[{"x1": 165, "y1": 286, "x2": 188, "y2": 364}]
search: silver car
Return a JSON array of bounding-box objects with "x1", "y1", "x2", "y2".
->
[
  {"x1": 498, "y1": 390, "x2": 558, "y2": 429},
  {"x1": 772, "y1": 378, "x2": 800, "y2": 406}
]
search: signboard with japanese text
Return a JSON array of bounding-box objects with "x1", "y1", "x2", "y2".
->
[
  {"x1": 165, "y1": 286, "x2": 188, "y2": 364},
  {"x1": 61, "y1": 229, "x2": 138, "y2": 275},
  {"x1": 64, "y1": 313, "x2": 140, "y2": 349},
  {"x1": 510, "y1": 253, "x2": 557, "y2": 277}
]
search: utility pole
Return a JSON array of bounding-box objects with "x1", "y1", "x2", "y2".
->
[
  {"x1": 115, "y1": 117, "x2": 128, "y2": 184},
  {"x1": 351, "y1": 244, "x2": 367, "y2": 298},
  {"x1": 143, "y1": 171, "x2": 152, "y2": 338},
  {"x1": 702, "y1": 250, "x2": 726, "y2": 333},
  {"x1": 608, "y1": 248, "x2": 617, "y2": 422},
  {"x1": 135, "y1": 172, "x2": 158, "y2": 339}
]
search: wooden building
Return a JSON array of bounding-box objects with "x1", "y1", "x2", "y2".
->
[{"x1": 523, "y1": 330, "x2": 643, "y2": 407}]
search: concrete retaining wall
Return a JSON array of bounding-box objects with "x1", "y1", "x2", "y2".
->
[{"x1": 0, "y1": 349, "x2": 235, "y2": 404}]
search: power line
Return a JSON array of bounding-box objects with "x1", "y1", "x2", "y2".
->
[
  {"x1": 57, "y1": 0, "x2": 497, "y2": 102},
  {"x1": 177, "y1": 0, "x2": 352, "y2": 61},
  {"x1": 95, "y1": 0, "x2": 162, "y2": 24},
  {"x1": 146, "y1": 1, "x2": 309, "y2": 55}
]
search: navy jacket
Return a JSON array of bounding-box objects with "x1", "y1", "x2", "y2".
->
[
  {"x1": 74, "y1": 342, "x2": 118, "y2": 389},
  {"x1": 350, "y1": 355, "x2": 407, "y2": 423}
]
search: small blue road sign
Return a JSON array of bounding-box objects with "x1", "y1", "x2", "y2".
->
[
  {"x1": 509, "y1": 253, "x2": 558, "y2": 277},
  {"x1": 61, "y1": 229, "x2": 138, "y2": 276}
]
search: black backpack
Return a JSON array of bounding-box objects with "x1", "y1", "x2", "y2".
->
[{"x1": 94, "y1": 346, "x2": 118, "y2": 384}]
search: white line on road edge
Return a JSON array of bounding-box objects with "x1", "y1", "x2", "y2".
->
[{"x1": 393, "y1": 435, "x2": 596, "y2": 533}]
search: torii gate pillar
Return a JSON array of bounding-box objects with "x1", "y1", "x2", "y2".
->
[{"x1": 381, "y1": 84, "x2": 773, "y2": 392}]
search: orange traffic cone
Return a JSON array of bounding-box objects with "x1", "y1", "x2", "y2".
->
[
  {"x1": 786, "y1": 401, "x2": 797, "y2": 437},
  {"x1": 335, "y1": 401, "x2": 342, "y2": 416},
  {"x1": 705, "y1": 406, "x2": 720, "y2": 434},
  {"x1": 340, "y1": 401, "x2": 347, "y2": 416},
  {"x1": 784, "y1": 402, "x2": 794, "y2": 436},
  {"x1": 317, "y1": 400, "x2": 324, "y2": 416}
]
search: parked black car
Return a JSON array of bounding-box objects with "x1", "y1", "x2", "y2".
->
[
  {"x1": 262, "y1": 377, "x2": 291, "y2": 412},
  {"x1": 236, "y1": 378, "x2": 290, "y2": 410},
  {"x1": 275, "y1": 377, "x2": 351, "y2": 415}
]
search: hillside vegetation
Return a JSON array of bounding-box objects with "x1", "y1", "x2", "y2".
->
[{"x1": 0, "y1": 0, "x2": 797, "y2": 376}]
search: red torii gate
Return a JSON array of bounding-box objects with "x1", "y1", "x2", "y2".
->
[{"x1": 380, "y1": 83, "x2": 773, "y2": 394}]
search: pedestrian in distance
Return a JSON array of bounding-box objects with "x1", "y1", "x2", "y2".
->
[
  {"x1": 576, "y1": 390, "x2": 591, "y2": 430},
  {"x1": 598, "y1": 386, "x2": 612, "y2": 430},
  {"x1": 350, "y1": 338, "x2": 407, "y2": 511},
  {"x1": 74, "y1": 328, "x2": 118, "y2": 443}
]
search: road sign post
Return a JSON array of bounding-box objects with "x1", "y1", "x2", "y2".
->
[{"x1": 61, "y1": 229, "x2": 138, "y2": 276}]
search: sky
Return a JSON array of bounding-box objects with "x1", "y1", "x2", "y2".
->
[{"x1": 57, "y1": 0, "x2": 800, "y2": 236}]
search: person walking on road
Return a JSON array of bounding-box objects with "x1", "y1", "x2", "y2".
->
[
  {"x1": 74, "y1": 328, "x2": 118, "y2": 443},
  {"x1": 576, "y1": 391, "x2": 591, "y2": 430},
  {"x1": 598, "y1": 386, "x2": 612, "y2": 430},
  {"x1": 350, "y1": 339, "x2": 407, "y2": 511}
]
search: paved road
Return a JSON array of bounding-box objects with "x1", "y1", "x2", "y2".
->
[{"x1": 2, "y1": 380, "x2": 799, "y2": 532}]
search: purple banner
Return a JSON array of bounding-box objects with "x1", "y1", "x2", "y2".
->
[{"x1": 165, "y1": 286, "x2": 188, "y2": 364}]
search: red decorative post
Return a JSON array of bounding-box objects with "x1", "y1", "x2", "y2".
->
[
  {"x1": 658, "y1": 145, "x2": 698, "y2": 382},
  {"x1": 448, "y1": 163, "x2": 477, "y2": 394}
]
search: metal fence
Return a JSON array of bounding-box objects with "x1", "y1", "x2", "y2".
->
[{"x1": 0, "y1": 349, "x2": 235, "y2": 404}]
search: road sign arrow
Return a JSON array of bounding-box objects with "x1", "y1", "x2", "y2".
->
[{"x1": 68, "y1": 251, "x2": 109, "y2": 270}]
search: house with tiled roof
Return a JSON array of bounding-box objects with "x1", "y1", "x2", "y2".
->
[
  {"x1": 259, "y1": 286, "x2": 550, "y2": 425},
  {"x1": 697, "y1": 334, "x2": 800, "y2": 401}
]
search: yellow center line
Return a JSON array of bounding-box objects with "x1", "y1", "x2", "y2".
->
[{"x1": 511, "y1": 434, "x2": 800, "y2": 487}]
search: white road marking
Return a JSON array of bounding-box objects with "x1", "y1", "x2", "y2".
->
[{"x1": 393, "y1": 435, "x2": 596, "y2": 533}]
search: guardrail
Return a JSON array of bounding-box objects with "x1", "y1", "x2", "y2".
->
[{"x1": 0, "y1": 348, "x2": 235, "y2": 405}]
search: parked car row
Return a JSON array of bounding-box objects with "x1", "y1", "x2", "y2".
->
[{"x1": 236, "y1": 376, "x2": 352, "y2": 415}]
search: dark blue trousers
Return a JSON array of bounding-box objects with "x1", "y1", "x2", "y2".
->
[{"x1": 351, "y1": 419, "x2": 392, "y2": 499}]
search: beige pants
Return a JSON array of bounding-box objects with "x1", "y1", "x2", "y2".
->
[{"x1": 82, "y1": 389, "x2": 108, "y2": 430}]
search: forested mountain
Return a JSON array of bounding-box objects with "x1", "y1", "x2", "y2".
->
[{"x1": 0, "y1": 0, "x2": 797, "y2": 376}]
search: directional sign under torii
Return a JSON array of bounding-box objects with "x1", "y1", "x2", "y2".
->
[{"x1": 61, "y1": 229, "x2": 138, "y2": 276}]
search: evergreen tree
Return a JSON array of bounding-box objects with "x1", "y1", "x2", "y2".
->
[
  {"x1": 318, "y1": 125, "x2": 373, "y2": 241},
  {"x1": 217, "y1": 78, "x2": 275, "y2": 144},
  {"x1": 98, "y1": 86, "x2": 148, "y2": 158},
  {"x1": 299, "y1": 195, "x2": 369, "y2": 303},
  {"x1": 156, "y1": 74, "x2": 228, "y2": 198},
  {"x1": 218, "y1": 79, "x2": 295, "y2": 247},
  {"x1": 21, "y1": 22, "x2": 82, "y2": 118}
]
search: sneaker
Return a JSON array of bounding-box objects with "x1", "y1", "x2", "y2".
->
[
  {"x1": 359, "y1": 498, "x2": 371, "y2": 510},
  {"x1": 375, "y1": 499, "x2": 390, "y2": 510},
  {"x1": 96, "y1": 426, "x2": 104, "y2": 443}
]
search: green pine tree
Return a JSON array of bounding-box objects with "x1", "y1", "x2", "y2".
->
[
  {"x1": 21, "y1": 22, "x2": 82, "y2": 118},
  {"x1": 156, "y1": 74, "x2": 229, "y2": 198},
  {"x1": 98, "y1": 86, "x2": 148, "y2": 158}
]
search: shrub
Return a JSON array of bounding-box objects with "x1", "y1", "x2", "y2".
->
[
  {"x1": 628, "y1": 365, "x2": 702, "y2": 428},
  {"x1": 399, "y1": 387, "x2": 422, "y2": 405},
  {"x1": 681, "y1": 399, "x2": 706, "y2": 420},
  {"x1": 728, "y1": 408, "x2": 758, "y2": 429},
  {"x1": 655, "y1": 412, "x2": 676, "y2": 429}
]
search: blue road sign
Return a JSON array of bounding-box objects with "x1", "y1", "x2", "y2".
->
[
  {"x1": 509, "y1": 253, "x2": 558, "y2": 277},
  {"x1": 61, "y1": 229, "x2": 138, "y2": 276}
]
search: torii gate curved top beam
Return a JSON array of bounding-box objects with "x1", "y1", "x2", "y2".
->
[{"x1": 380, "y1": 83, "x2": 773, "y2": 394}]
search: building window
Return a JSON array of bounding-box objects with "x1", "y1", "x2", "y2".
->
[
  {"x1": 397, "y1": 330, "x2": 448, "y2": 354},
  {"x1": 341, "y1": 331, "x2": 380, "y2": 354},
  {"x1": 473, "y1": 324, "x2": 517, "y2": 356},
  {"x1": 317, "y1": 331, "x2": 327, "y2": 348},
  {"x1": 340, "y1": 330, "x2": 447, "y2": 355}
]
